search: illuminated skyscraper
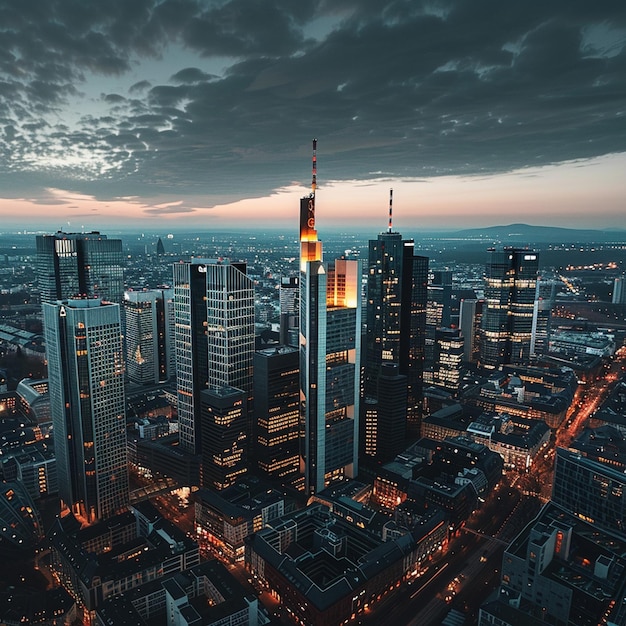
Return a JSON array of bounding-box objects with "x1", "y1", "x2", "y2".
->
[
  {"x1": 124, "y1": 289, "x2": 175, "y2": 385},
  {"x1": 530, "y1": 280, "x2": 556, "y2": 357},
  {"x1": 480, "y1": 248, "x2": 539, "y2": 368},
  {"x1": 174, "y1": 259, "x2": 254, "y2": 457},
  {"x1": 36, "y1": 231, "x2": 124, "y2": 306},
  {"x1": 365, "y1": 190, "x2": 428, "y2": 438},
  {"x1": 254, "y1": 346, "x2": 300, "y2": 480},
  {"x1": 425, "y1": 269, "x2": 453, "y2": 368},
  {"x1": 299, "y1": 140, "x2": 361, "y2": 494},
  {"x1": 433, "y1": 327, "x2": 464, "y2": 392},
  {"x1": 43, "y1": 298, "x2": 128, "y2": 524}
]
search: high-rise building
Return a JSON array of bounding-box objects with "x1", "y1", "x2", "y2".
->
[
  {"x1": 124, "y1": 289, "x2": 175, "y2": 385},
  {"x1": 36, "y1": 231, "x2": 124, "y2": 305},
  {"x1": 43, "y1": 298, "x2": 128, "y2": 524},
  {"x1": 299, "y1": 140, "x2": 362, "y2": 494},
  {"x1": 279, "y1": 276, "x2": 299, "y2": 347},
  {"x1": 365, "y1": 190, "x2": 428, "y2": 438},
  {"x1": 612, "y1": 276, "x2": 626, "y2": 305},
  {"x1": 459, "y1": 298, "x2": 484, "y2": 363},
  {"x1": 173, "y1": 259, "x2": 254, "y2": 456},
  {"x1": 254, "y1": 346, "x2": 300, "y2": 480},
  {"x1": 425, "y1": 269, "x2": 453, "y2": 368},
  {"x1": 200, "y1": 387, "x2": 247, "y2": 491},
  {"x1": 480, "y1": 248, "x2": 539, "y2": 368},
  {"x1": 362, "y1": 363, "x2": 407, "y2": 462},
  {"x1": 433, "y1": 327, "x2": 464, "y2": 392},
  {"x1": 530, "y1": 279, "x2": 556, "y2": 357},
  {"x1": 553, "y1": 444, "x2": 626, "y2": 538}
]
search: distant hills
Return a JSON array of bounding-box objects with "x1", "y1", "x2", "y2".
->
[{"x1": 432, "y1": 223, "x2": 625, "y2": 244}]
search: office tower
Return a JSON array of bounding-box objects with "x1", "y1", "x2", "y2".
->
[
  {"x1": 124, "y1": 289, "x2": 175, "y2": 385},
  {"x1": 36, "y1": 231, "x2": 124, "y2": 305},
  {"x1": 480, "y1": 248, "x2": 539, "y2": 368},
  {"x1": 254, "y1": 346, "x2": 300, "y2": 480},
  {"x1": 156, "y1": 237, "x2": 166, "y2": 256},
  {"x1": 530, "y1": 279, "x2": 556, "y2": 357},
  {"x1": 43, "y1": 298, "x2": 128, "y2": 524},
  {"x1": 174, "y1": 259, "x2": 254, "y2": 456},
  {"x1": 363, "y1": 363, "x2": 407, "y2": 461},
  {"x1": 612, "y1": 276, "x2": 626, "y2": 304},
  {"x1": 433, "y1": 327, "x2": 464, "y2": 392},
  {"x1": 459, "y1": 298, "x2": 483, "y2": 363},
  {"x1": 365, "y1": 190, "x2": 428, "y2": 439},
  {"x1": 279, "y1": 276, "x2": 299, "y2": 347},
  {"x1": 299, "y1": 140, "x2": 362, "y2": 494},
  {"x1": 425, "y1": 269, "x2": 453, "y2": 367},
  {"x1": 553, "y1": 445, "x2": 626, "y2": 538},
  {"x1": 200, "y1": 387, "x2": 247, "y2": 491}
]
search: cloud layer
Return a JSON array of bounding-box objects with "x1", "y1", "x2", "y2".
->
[{"x1": 1, "y1": 0, "x2": 625, "y2": 212}]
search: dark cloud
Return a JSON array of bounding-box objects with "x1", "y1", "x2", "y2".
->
[{"x1": 0, "y1": 0, "x2": 625, "y2": 204}]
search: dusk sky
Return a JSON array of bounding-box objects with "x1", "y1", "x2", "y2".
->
[{"x1": 1, "y1": 0, "x2": 625, "y2": 232}]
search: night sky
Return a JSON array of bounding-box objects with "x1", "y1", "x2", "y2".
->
[{"x1": 1, "y1": 0, "x2": 625, "y2": 230}]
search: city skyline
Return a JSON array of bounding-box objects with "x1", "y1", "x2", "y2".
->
[{"x1": 1, "y1": 1, "x2": 624, "y2": 231}]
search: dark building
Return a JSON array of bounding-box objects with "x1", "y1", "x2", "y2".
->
[
  {"x1": 363, "y1": 362, "x2": 407, "y2": 462},
  {"x1": 459, "y1": 298, "x2": 484, "y2": 363},
  {"x1": 480, "y1": 248, "x2": 539, "y2": 368},
  {"x1": 365, "y1": 195, "x2": 428, "y2": 439},
  {"x1": 199, "y1": 386, "x2": 247, "y2": 491},
  {"x1": 124, "y1": 288, "x2": 175, "y2": 385},
  {"x1": 425, "y1": 269, "x2": 453, "y2": 368},
  {"x1": 173, "y1": 259, "x2": 254, "y2": 457},
  {"x1": 552, "y1": 443, "x2": 626, "y2": 538},
  {"x1": 253, "y1": 346, "x2": 300, "y2": 480},
  {"x1": 279, "y1": 275, "x2": 299, "y2": 347},
  {"x1": 481, "y1": 502, "x2": 626, "y2": 626},
  {"x1": 36, "y1": 231, "x2": 124, "y2": 305},
  {"x1": 432, "y1": 327, "x2": 464, "y2": 392}
]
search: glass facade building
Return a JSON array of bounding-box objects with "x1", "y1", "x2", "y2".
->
[
  {"x1": 36, "y1": 231, "x2": 124, "y2": 306},
  {"x1": 43, "y1": 298, "x2": 128, "y2": 524},
  {"x1": 480, "y1": 248, "x2": 539, "y2": 368},
  {"x1": 174, "y1": 259, "x2": 254, "y2": 458}
]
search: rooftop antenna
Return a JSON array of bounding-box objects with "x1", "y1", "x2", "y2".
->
[
  {"x1": 388, "y1": 188, "x2": 393, "y2": 233},
  {"x1": 311, "y1": 138, "x2": 317, "y2": 196}
]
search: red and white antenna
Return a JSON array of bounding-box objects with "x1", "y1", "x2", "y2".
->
[
  {"x1": 312, "y1": 138, "x2": 317, "y2": 196},
  {"x1": 388, "y1": 188, "x2": 393, "y2": 233}
]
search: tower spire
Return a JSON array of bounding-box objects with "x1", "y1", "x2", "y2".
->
[
  {"x1": 312, "y1": 138, "x2": 317, "y2": 196},
  {"x1": 388, "y1": 188, "x2": 393, "y2": 233}
]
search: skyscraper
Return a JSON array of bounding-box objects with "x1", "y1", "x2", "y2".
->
[
  {"x1": 299, "y1": 140, "x2": 362, "y2": 494},
  {"x1": 365, "y1": 190, "x2": 428, "y2": 438},
  {"x1": 254, "y1": 346, "x2": 300, "y2": 480},
  {"x1": 459, "y1": 298, "x2": 484, "y2": 363},
  {"x1": 425, "y1": 269, "x2": 453, "y2": 368},
  {"x1": 279, "y1": 276, "x2": 299, "y2": 347},
  {"x1": 433, "y1": 327, "x2": 464, "y2": 392},
  {"x1": 480, "y1": 248, "x2": 539, "y2": 368},
  {"x1": 174, "y1": 259, "x2": 254, "y2": 457},
  {"x1": 124, "y1": 289, "x2": 175, "y2": 385},
  {"x1": 43, "y1": 298, "x2": 128, "y2": 524},
  {"x1": 530, "y1": 279, "x2": 556, "y2": 357},
  {"x1": 36, "y1": 231, "x2": 124, "y2": 305}
]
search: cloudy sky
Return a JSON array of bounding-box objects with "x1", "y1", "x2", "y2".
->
[{"x1": 1, "y1": 0, "x2": 625, "y2": 232}]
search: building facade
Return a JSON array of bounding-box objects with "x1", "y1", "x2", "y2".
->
[
  {"x1": 173, "y1": 259, "x2": 254, "y2": 456},
  {"x1": 43, "y1": 298, "x2": 128, "y2": 524},
  {"x1": 365, "y1": 199, "x2": 428, "y2": 439},
  {"x1": 480, "y1": 248, "x2": 539, "y2": 368},
  {"x1": 124, "y1": 289, "x2": 175, "y2": 385},
  {"x1": 36, "y1": 231, "x2": 124, "y2": 306},
  {"x1": 299, "y1": 141, "x2": 362, "y2": 494}
]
